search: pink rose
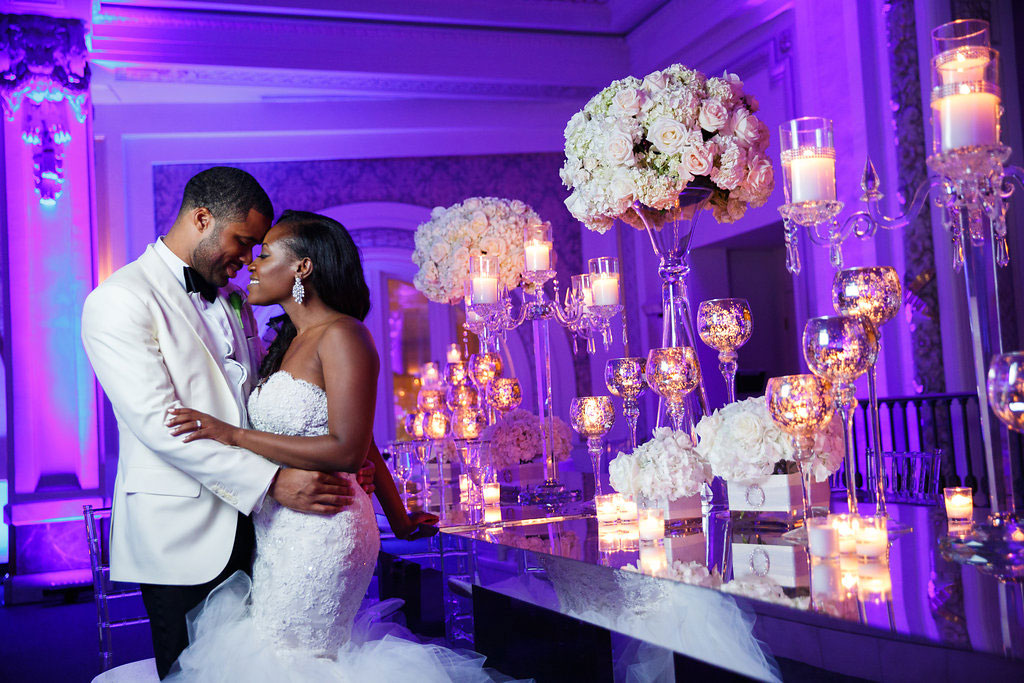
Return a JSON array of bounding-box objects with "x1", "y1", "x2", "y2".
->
[
  {"x1": 746, "y1": 155, "x2": 774, "y2": 199},
  {"x1": 611, "y1": 88, "x2": 645, "y2": 116},
  {"x1": 683, "y1": 143, "x2": 714, "y2": 177},
  {"x1": 698, "y1": 99, "x2": 729, "y2": 132},
  {"x1": 731, "y1": 108, "x2": 761, "y2": 147},
  {"x1": 643, "y1": 70, "x2": 669, "y2": 93}
]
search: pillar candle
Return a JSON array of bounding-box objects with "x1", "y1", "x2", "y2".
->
[
  {"x1": 524, "y1": 240, "x2": 551, "y2": 271},
  {"x1": 592, "y1": 275, "x2": 620, "y2": 306},
  {"x1": 482, "y1": 482, "x2": 500, "y2": 505},
  {"x1": 637, "y1": 509, "x2": 665, "y2": 541},
  {"x1": 937, "y1": 91, "x2": 999, "y2": 151},
  {"x1": 446, "y1": 344, "x2": 461, "y2": 363},
  {"x1": 789, "y1": 155, "x2": 836, "y2": 203},
  {"x1": 472, "y1": 276, "x2": 499, "y2": 304}
]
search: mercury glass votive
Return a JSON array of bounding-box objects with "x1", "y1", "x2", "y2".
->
[
  {"x1": 804, "y1": 315, "x2": 879, "y2": 514},
  {"x1": 645, "y1": 347, "x2": 701, "y2": 432},
  {"x1": 943, "y1": 487, "x2": 974, "y2": 522},
  {"x1": 765, "y1": 374, "x2": 835, "y2": 524},
  {"x1": 987, "y1": 351, "x2": 1024, "y2": 432},
  {"x1": 424, "y1": 411, "x2": 450, "y2": 441},
  {"x1": 469, "y1": 352, "x2": 503, "y2": 390},
  {"x1": 487, "y1": 377, "x2": 522, "y2": 417},
  {"x1": 605, "y1": 357, "x2": 647, "y2": 452},
  {"x1": 854, "y1": 516, "x2": 888, "y2": 560},
  {"x1": 451, "y1": 406, "x2": 487, "y2": 440},
  {"x1": 444, "y1": 360, "x2": 471, "y2": 386},
  {"x1": 417, "y1": 387, "x2": 446, "y2": 413},
  {"x1": 570, "y1": 396, "x2": 616, "y2": 497},
  {"x1": 446, "y1": 383, "x2": 479, "y2": 411},
  {"x1": 697, "y1": 298, "x2": 753, "y2": 405}
]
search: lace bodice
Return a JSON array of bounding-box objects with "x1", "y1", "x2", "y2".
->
[{"x1": 246, "y1": 371, "x2": 380, "y2": 656}]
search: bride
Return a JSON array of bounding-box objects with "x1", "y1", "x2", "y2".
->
[{"x1": 164, "y1": 210, "x2": 502, "y2": 681}]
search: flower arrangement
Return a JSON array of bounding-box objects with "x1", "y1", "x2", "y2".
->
[
  {"x1": 560, "y1": 65, "x2": 773, "y2": 232},
  {"x1": 694, "y1": 396, "x2": 843, "y2": 485},
  {"x1": 481, "y1": 409, "x2": 573, "y2": 470},
  {"x1": 411, "y1": 196, "x2": 542, "y2": 304},
  {"x1": 721, "y1": 576, "x2": 810, "y2": 610},
  {"x1": 623, "y1": 560, "x2": 723, "y2": 589},
  {"x1": 607, "y1": 427, "x2": 712, "y2": 502}
]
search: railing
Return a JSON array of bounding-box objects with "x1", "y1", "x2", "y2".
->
[{"x1": 840, "y1": 391, "x2": 1024, "y2": 506}]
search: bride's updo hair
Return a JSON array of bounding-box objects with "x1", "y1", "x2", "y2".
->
[{"x1": 259, "y1": 210, "x2": 371, "y2": 379}]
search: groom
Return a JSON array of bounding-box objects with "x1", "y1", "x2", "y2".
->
[{"x1": 82, "y1": 167, "x2": 371, "y2": 678}]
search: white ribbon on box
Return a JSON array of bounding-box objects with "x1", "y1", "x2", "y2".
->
[{"x1": 731, "y1": 542, "x2": 810, "y2": 588}]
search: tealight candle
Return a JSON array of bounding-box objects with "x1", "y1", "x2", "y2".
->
[
  {"x1": 639, "y1": 542, "x2": 668, "y2": 575},
  {"x1": 591, "y1": 274, "x2": 620, "y2": 306},
  {"x1": 617, "y1": 496, "x2": 639, "y2": 523},
  {"x1": 446, "y1": 343, "x2": 462, "y2": 364},
  {"x1": 484, "y1": 505, "x2": 502, "y2": 524},
  {"x1": 807, "y1": 517, "x2": 840, "y2": 559},
  {"x1": 637, "y1": 509, "x2": 665, "y2": 541},
  {"x1": 482, "y1": 482, "x2": 500, "y2": 505},
  {"x1": 943, "y1": 487, "x2": 973, "y2": 522},
  {"x1": 421, "y1": 362, "x2": 441, "y2": 389},
  {"x1": 857, "y1": 560, "x2": 892, "y2": 602},
  {"x1": 854, "y1": 516, "x2": 888, "y2": 560},
  {"x1": 524, "y1": 239, "x2": 551, "y2": 271},
  {"x1": 830, "y1": 514, "x2": 857, "y2": 555},
  {"x1": 595, "y1": 493, "x2": 620, "y2": 524},
  {"x1": 810, "y1": 556, "x2": 841, "y2": 596}
]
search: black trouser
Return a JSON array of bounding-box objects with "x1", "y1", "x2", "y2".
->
[{"x1": 140, "y1": 513, "x2": 255, "y2": 679}]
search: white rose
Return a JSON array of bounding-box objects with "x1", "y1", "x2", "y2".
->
[
  {"x1": 698, "y1": 99, "x2": 729, "y2": 132},
  {"x1": 647, "y1": 116, "x2": 688, "y2": 155},
  {"x1": 429, "y1": 241, "x2": 450, "y2": 263},
  {"x1": 603, "y1": 128, "x2": 635, "y2": 166},
  {"x1": 463, "y1": 198, "x2": 481, "y2": 210},
  {"x1": 682, "y1": 143, "x2": 713, "y2": 177},
  {"x1": 607, "y1": 169, "x2": 636, "y2": 208}
]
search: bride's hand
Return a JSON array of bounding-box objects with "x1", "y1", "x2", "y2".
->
[
  {"x1": 167, "y1": 408, "x2": 240, "y2": 446},
  {"x1": 395, "y1": 511, "x2": 439, "y2": 540}
]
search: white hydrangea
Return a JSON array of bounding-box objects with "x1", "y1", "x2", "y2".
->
[
  {"x1": 694, "y1": 396, "x2": 844, "y2": 485},
  {"x1": 608, "y1": 427, "x2": 711, "y2": 502},
  {"x1": 411, "y1": 197, "x2": 542, "y2": 304},
  {"x1": 561, "y1": 66, "x2": 773, "y2": 233}
]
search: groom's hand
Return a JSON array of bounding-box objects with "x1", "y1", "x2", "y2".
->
[
  {"x1": 356, "y1": 459, "x2": 375, "y2": 495},
  {"x1": 269, "y1": 469, "x2": 354, "y2": 514}
]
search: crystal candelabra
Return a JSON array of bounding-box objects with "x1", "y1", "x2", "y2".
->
[
  {"x1": 765, "y1": 374, "x2": 836, "y2": 525},
  {"x1": 803, "y1": 315, "x2": 879, "y2": 515},
  {"x1": 464, "y1": 227, "x2": 623, "y2": 506},
  {"x1": 696, "y1": 298, "x2": 753, "y2": 405},
  {"x1": 832, "y1": 266, "x2": 902, "y2": 520},
  {"x1": 778, "y1": 19, "x2": 1024, "y2": 525}
]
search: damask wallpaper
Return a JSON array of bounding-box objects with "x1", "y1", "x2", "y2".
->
[{"x1": 152, "y1": 152, "x2": 593, "y2": 396}]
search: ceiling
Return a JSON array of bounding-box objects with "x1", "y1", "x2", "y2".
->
[{"x1": 85, "y1": 0, "x2": 670, "y2": 105}]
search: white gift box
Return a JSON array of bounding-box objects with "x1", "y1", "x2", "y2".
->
[
  {"x1": 731, "y1": 540, "x2": 810, "y2": 588},
  {"x1": 727, "y1": 472, "x2": 829, "y2": 515},
  {"x1": 499, "y1": 461, "x2": 546, "y2": 486},
  {"x1": 642, "y1": 494, "x2": 703, "y2": 523},
  {"x1": 663, "y1": 532, "x2": 706, "y2": 565}
]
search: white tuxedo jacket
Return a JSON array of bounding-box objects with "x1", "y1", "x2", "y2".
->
[{"x1": 81, "y1": 243, "x2": 278, "y2": 585}]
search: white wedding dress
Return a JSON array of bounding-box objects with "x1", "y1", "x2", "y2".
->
[{"x1": 167, "y1": 372, "x2": 505, "y2": 682}]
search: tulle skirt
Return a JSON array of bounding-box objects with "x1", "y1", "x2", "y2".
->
[{"x1": 166, "y1": 572, "x2": 521, "y2": 683}]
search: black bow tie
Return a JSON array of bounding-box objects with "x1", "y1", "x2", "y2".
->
[{"x1": 183, "y1": 266, "x2": 218, "y2": 303}]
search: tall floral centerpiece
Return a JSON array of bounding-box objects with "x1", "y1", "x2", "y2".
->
[
  {"x1": 694, "y1": 397, "x2": 842, "y2": 521},
  {"x1": 561, "y1": 65, "x2": 773, "y2": 426},
  {"x1": 608, "y1": 427, "x2": 711, "y2": 522},
  {"x1": 412, "y1": 196, "x2": 541, "y2": 305}
]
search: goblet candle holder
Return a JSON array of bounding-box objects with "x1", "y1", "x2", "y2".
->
[
  {"x1": 803, "y1": 315, "x2": 879, "y2": 515},
  {"x1": 605, "y1": 357, "x2": 647, "y2": 453},
  {"x1": 765, "y1": 374, "x2": 835, "y2": 526},
  {"x1": 645, "y1": 347, "x2": 701, "y2": 434},
  {"x1": 833, "y1": 266, "x2": 902, "y2": 520},
  {"x1": 570, "y1": 396, "x2": 615, "y2": 497},
  {"x1": 697, "y1": 298, "x2": 753, "y2": 405},
  {"x1": 487, "y1": 377, "x2": 522, "y2": 419}
]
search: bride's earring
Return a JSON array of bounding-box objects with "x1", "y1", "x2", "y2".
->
[{"x1": 292, "y1": 274, "x2": 305, "y2": 304}]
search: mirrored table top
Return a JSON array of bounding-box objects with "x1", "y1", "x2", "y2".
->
[{"x1": 410, "y1": 500, "x2": 1024, "y2": 679}]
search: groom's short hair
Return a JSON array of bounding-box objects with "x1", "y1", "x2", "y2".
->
[{"x1": 177, "y1": 167, "x2": 274, "y2": 223}]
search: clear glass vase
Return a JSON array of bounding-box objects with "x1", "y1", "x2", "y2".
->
[{"x1": 626, "y1": 186, "x2": 713, "y2": 430}]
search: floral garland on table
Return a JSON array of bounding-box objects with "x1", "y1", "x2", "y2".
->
[
  {"x1": 561, "y1": 64, "x2": 774, "y2": 233},
  {"x1": 480, "y1": 409, "x2": 573, "y2": 470},
  {"x1": 721, "y1": 576, "x2": 810, "y2": 610},
  {"x1": 622, "y1": 560, "x2": 723, "y2": 588},
  {"x1": 694, "y1": 396, "x2": 844, "y2": 485},
  {"x1": 607, "y1": 427, "x2": 712, "y2": 502},
  {"x1": 411, "y1": 197, "x2": 542, "y2": 304}
]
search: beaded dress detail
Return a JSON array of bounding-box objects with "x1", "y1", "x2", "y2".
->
[{"x1": 168, "y1": 372, "x2": 503, "y2": 682}]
